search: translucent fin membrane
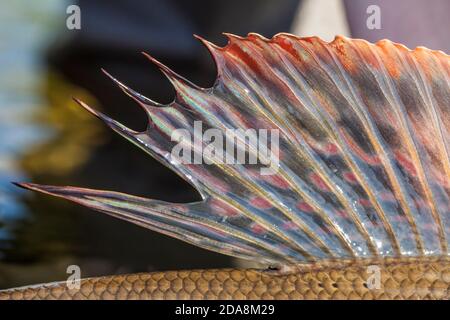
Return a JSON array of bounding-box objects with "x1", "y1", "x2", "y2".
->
[{"x1": 17, "y1": 34, "x2": 450, "y2": 265}]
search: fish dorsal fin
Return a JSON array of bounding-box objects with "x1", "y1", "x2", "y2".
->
[{"x1": 17, "y1": 34, "x2": 450, "y2": 265}]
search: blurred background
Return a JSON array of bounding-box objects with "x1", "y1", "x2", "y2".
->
[{"x1": 0, "y1": 0, "x2": 448, "y2": 289}]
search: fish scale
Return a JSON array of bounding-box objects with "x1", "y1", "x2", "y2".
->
[{"x1": 1, "y1": 257, "x2": 448, "y2": 300}]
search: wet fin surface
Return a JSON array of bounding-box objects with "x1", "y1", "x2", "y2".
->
[{"x1": 16, "y1": 34, "x2": 450, "y2": 265}]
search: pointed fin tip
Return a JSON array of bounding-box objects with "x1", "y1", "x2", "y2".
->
[
  {"x1": 100, "y1": 68, "x2": 165, "y2": 108},
  {"x1": 11, "y1": 181, "x2": 29, "y2": 190},
  {"x1": 193, "y1": 34, "x2": 226, "y2": 80},
  {"x1": 11, "y1": 182, "x2": 60, "y2": 197},
  {"x1": 72, "y1": 97, "x2": 103, "y2": 119},
  {"x1": 11, "y1": 182, "x2": 129, "y2": 201},
  {"x1": 12, "y1": 181, "x2": 280, "y2": 264},
  {"x1": 193, "y1": 34, "x2": 222, "y2": 51},
  {"x1": 221, "y1": 33, "x2": 240, "y2": 49},
  {"x1": 72, "y1": 98, "x2": 138, "y2": 135},
  {"x1": 222, "y1": 32, "x2": 245, "y2": 41},
  {"x1": 141, "y1": 51, "x2": 203, "y2": 91},
  {"x1": 141, "y1": 51, "x2": 176, "y2": 77},
  {"x1": 100, "y1": 67, "x2": 129, "y2": 92},
  {"x1": 247, "y1": 33, "x2": 270, "y2": 41}
]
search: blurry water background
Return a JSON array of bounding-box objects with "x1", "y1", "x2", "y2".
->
[
  {"x1": 0, "y1": 1, "x2": 60, "y2": 233},
  {"x1": 0, "y1": 1, "x2": 66, "y2": 287}
]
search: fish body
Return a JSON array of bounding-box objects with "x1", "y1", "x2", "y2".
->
[
  {"x1": 1, "y1": 257, "x2": 448, "y2": 300},
  {"x1": 2, "y1": 34, "x2": 450, "y2": 299}
]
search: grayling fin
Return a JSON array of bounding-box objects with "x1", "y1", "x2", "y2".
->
[{"x1": 16, "y1": 34, "x2": 450, "y2": 264}]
